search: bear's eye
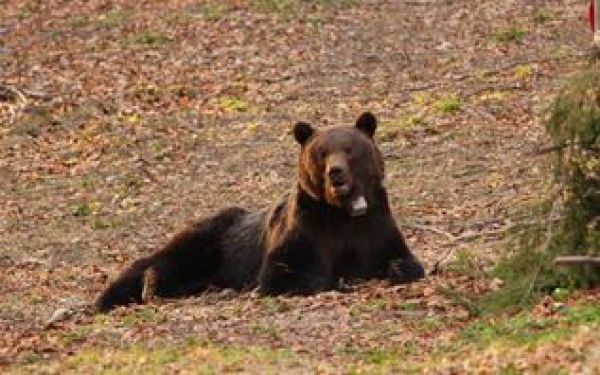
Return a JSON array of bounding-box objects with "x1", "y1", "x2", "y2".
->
[{"x1": 343, "y1": 147, "x2": 352, "y2": 155}]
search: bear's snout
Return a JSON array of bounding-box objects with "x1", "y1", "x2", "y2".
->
[
  {"x1": 326, "y1": 153, "x2": 351, "y2": 194},
  {"x1": 328, "y1": 166, "x2": 346, "y2": 187},
  {"x1": 326, "y1": 164, "x2": 351, "y2": 198}
]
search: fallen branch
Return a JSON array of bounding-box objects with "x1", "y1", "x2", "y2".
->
[
  {"x1": 0, "y1": 84, "x2": 50, "y2": 101},
  {"x1": 554, "y1": 256, "x2": 600, "y2": 266},
  {"x1": 0, "y1": 84, "x2": 27, "y2": 103},
  {"x1": 531, "y1": 141, "x2": 600, "y2": 155},
  {"x1": 403, "y1": 223, "x2": 456, "y2": 242}
]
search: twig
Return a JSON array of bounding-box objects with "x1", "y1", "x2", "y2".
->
[
  {"x1": 0, "y1": 84, "x2": 27, "y2": 103},
  {"x1": 0, "y1": 84, "x2": 51, "y2": 101},
  {"x1": 403, "y1": 223, "x2": 456, "y2": 241},
  {"x1": 21, "y1": 88, "x2": 51, "y2": 100},
  {"x1": 554, "y1": 256, "x2": 600, "y2": 266},
  {"x1": 531, "y1": 141, "x2": 600, "y2": 155},
  {"x1": 452, "y1": 226, "x2": 513, "y2": 243}
]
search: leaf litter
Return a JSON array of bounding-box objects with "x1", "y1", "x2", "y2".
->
[{"x1": 1, "y1": 0, "x2": 599, "y2": 373}]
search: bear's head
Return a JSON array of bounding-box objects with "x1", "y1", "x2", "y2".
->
[{"x1": 293, "y1": 112, "x2": 384, "y2": 217}]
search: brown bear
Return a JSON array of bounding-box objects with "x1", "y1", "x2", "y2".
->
[{"x1": 95, "y1": 112, "x2": 424, "y2": 312}]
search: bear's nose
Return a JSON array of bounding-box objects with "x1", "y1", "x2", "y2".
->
[{"x1": 328, "y1": 167, "x2": 346, "y2": 187}]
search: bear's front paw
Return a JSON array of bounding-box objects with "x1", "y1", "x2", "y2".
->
[{"x1": 388, "y1": 258, "x2": 425, "y2": 284}]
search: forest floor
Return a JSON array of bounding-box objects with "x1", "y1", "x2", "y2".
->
[{"x1": 1, "y1": 0, "x2": 599, "y2": 373}]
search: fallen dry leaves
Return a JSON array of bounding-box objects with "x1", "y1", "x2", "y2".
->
[{"x1": 1, "y1": 0, "x2": 598, "y2": 373}]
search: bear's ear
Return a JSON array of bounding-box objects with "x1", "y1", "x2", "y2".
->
[
  {"x1": 355, "y1": 112, "x2": 377, "y2": 138},
  {"x1": 293, "y1": 121, "x2": 315, "y2": 145}
]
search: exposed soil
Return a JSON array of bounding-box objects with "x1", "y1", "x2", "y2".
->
[{"x1": 1, "y1": 0, "x2": 598, "y2": 373}]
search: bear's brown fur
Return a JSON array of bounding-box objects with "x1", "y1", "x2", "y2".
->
[{"x1": 95, "y1": 112, "x2": 424, "y2": 312}]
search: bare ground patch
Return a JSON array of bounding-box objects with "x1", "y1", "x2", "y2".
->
[{"x1": 1, "y1": 0, "x2": 598, "y2": 372}]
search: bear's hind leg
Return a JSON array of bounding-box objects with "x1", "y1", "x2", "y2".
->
[{"x1": 95, "y1": 207, "x2": 247, "y2": 312}]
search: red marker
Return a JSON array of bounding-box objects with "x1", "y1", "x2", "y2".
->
[{"x1": 591, "y1": 0, "x2": 596, "y2": 31}]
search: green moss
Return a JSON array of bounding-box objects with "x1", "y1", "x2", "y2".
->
[{"x1": 494, "y1": 27, "x2": 526, "y2": 43}]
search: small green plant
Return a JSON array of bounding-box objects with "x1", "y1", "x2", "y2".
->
[
  {"x1": 99, "y1": 9, "x2": 129, "y2": 28},
  {"x1": 250, "y1": 0, "x2": 294, "y2": 13},
  {"x1": 29, "y1": 294, "x2": 44, "y2": 304},
  {"x1": 68, "y1": 16, "x2": 89, "y2": 28},
  {"x1": 71, "y1": 203, "x2": 91, "y2": 217},
  {"x1": 378, "y1": 115, "x2": 426, "y2": 141},
  {"x1": 122, "y1": 307, "x2": 165, "y2": 327},
  {"x1": 494, "y1": 27, "x2": 526, "y2": 43},
  {"x1": 61, "y1": 327, "x2": 93, "y2": 345},
  {"x1": 399, "y1": 301, "x2": 420, "y2": 311},
  {"x1": 217, "y1": 96, "x2": 249, "y2": 112},
  {"x1": 259, "y1": 296, "x2": 290, "y2": 314},
  {"x1": 44, "y1": 30, "x2": 63, "y2": 42},
  {"x1": 19, "y1": 1, "x2": 35, "y2": 18},
  {"x1": 188, "y1": 3, "x2": 227, "y2": 21},
  {"x1": 118, "y1": 175, "x2": 143, "y2": 196},
  {"x1": 252, "y1": 324, "x2": 280, "y2": 339},
  {"x1": 533, "y1": 10, "x2": 552, "y2": 24},
  {"x1": 412, "y1": 91, "x2": 429, "y2": 106},
  {"x1": 81, "y1": 174, "x2": 97, "y2": 189},
  {"x1": 419, "y1": 316, "x2": 444, "y2": 332},
  {"x1": 514, "y1": 64, "x2": 533, "y2": 80},
  {"x1": 363, "y1": 349, "x2": 396, "y2": 365},
  {"x1": 447, "y1": 249, "x2": 485, "y2": 278},
  {"x1": 134, "y1": 31, "x2": 171, "y2": 45},
  {"x1": 433, "y1": 95, "x2": 461, "y2": 114},
  {"x1": 364, "y1": 298, "x2": 387, "y2": 311},
  {"x1": 90, "y1": 217, "x2": 109, "y2": 230},
  {"x1": 250, "y1": 0, "x2": 356, "y2": 14}
]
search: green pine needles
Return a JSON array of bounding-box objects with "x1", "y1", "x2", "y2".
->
[{"x1": 486, "y1": 68, "x2": 600, "y2": 312}]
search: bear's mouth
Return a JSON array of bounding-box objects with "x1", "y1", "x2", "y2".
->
[{"x1": 328, "y1": 185, "x2": 368, "y2": 216}]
